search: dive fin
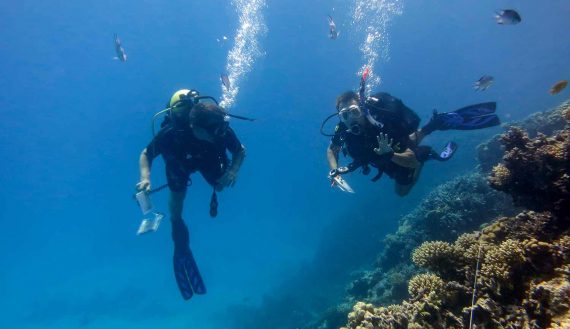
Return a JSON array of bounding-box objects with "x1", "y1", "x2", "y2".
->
[
  {"x1": 174, "y1": 249, "x2": 206, "y2": 300},
  {"x1": 453, "y1": 102, "x2": 496, "y2": 117},
  {"x1": 438, "y1": 141, "x2": 458, "y2": 161},
  {"x1": 429, "y1": 102, "x2": 501, "y2": 131}
]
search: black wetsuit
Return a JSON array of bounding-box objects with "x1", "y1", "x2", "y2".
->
[
  {"x1": 146, "y1": 125, "x2": 243, "y2": 192},
  {"x1": 330, "y1": 92, "x2": 422, "y2": 185}
]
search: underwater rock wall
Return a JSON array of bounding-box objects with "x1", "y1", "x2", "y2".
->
[{"x1": 340, "y1": 101, "x2": 570, "y2": 329}]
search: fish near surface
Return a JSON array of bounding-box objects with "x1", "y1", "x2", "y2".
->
[
  {"x1": 549, "y1": 80, "x2": 568, "y2": 95},
  {"x1": 495, "y1": 9, "x2": 522, "y2": 25},
  {"x1": 328, "y1": 16, "x2": 338, "y2": 40},
  {"x1": 474, "y1": 75, "x2": 494, "y2": 91},
  {"x1": 114, "y1": 34, "x2": 127, "y2": 62}
]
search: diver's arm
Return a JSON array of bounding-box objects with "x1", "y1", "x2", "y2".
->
[
  {"x1": 216, "y1": 145, "x2": 246, "y2": 190},
  {"x1": 390, "y1": 148, "x2": 421, "y2": 169},
  {"x1": 136, "y1": 148, "x2": 152, "y2": 192},
  {"x1": 327, "y1": 145, "x2": 340, "y2": 170},
  {"x1": 374, "y1": 134, "x2": 420, "y2": 169},
  {"x1": 228, "y1": 145, "x2": 246, "y2": 174}
]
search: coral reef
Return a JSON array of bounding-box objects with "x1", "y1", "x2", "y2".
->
[
  {"x1": 340, "y1": 102, "x2": 570, "y2": 329},
  {"x1": 306, "y1": 174, "x2": 515, "y2": 329},
  {"x1": 477, "y1": 100, "x2": 570, "y2": 172},
  {"x1": 343, "y1": 215, "x2": 570, "y2": 329},
  {"x1": 345, "y1": 173, "x2": 515, "y2": 307},
  {"x1": 407, "y1": 273, "x2": 445, "y2": 300},
  {"x1": 489, "y1": 127, "x2": 570, "y2": 217},
  {"x1": 411, "y1": 241, "x2": 455, "y2": 274}
]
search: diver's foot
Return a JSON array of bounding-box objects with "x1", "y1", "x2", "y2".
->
[
  {"x1": 420, "y1": 110, "x2": 444, "y2": 135},
  {"x1": 435, "y1": 141, "x2": 458, "y2": 161}
]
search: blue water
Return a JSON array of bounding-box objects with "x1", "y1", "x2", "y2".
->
[{"x1": 1, "y1": 0, "x2": 569, "y2": 328}]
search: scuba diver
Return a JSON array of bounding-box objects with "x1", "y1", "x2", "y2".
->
[
  {"x1": 323, "y1": 75, "x2": 500, "y2": 196},
  {"x1": 135, "y1": 89, "x2": 248, "y2": 300}
]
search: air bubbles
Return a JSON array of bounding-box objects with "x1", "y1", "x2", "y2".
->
[
  {"x1": 352, "y1": 0, "x2": 403, "y2": 94},
  {"x1": 220, "y1": 0, "x2": 267, "y2": 109}
]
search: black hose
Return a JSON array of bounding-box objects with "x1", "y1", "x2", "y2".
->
[{"x1": 320, "y1": 113, "x2": 339, "y2": 137}]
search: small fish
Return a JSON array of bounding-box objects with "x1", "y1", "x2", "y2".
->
[
  {"x1": 113, "y1": 33, "x2": 127, "y2": 62},
  {"x1": 474, "y1": 75, "x2": 494, "y2": 91},
  {"x1": 328, "y1": 15, "x2": 338, "y2": 40},
  {"x1": 216, "y1": 35, "x2": 228, "y2": 43},
  {"x1": 221, "y1": 74, "x2": 231, "y2": 89},
  {"x1": 549, "y1": 80, "x2": 568, "y2": 95},
  {"x1": 495, "y1": 9, "x2": 522, "y2": 25}
]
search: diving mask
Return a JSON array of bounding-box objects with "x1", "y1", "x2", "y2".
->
[{"x1": 338, "y1": 104, "x2": 362, "y2": 122}]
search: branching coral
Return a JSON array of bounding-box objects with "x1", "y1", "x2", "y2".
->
[
  {"x1": 407, "y1": 273, "x2": 445, "y2": 300},
  {"x1": 480, "y1": 239, "x2": 525, "y2": 283},
  {"x1": 411, "y1": 241, "x2": 456, "y2": 274}
]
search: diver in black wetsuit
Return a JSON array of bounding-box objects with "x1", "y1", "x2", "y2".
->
[
  {"x1": 325, "y1": 91, "x2": 499, "y2": 196},
  {"x1": 136, "y1": 89, "x2": 246, "y2": 299}
]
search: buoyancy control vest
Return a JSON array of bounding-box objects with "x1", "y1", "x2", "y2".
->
[{"x1": 364, "y1": 92, "x2": 420, "y2": 145}]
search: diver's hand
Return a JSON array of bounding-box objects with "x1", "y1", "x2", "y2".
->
[
  {"x1": 217, "y1": 169, "x2": 238, "y2": 190},
  {"x1": 328, "y1": 166, "x2": 350, "y2": 179},
  {"x1": 374, "y1": 133, "x2": 395, "y2": 156},
  {"x1": 136, "y1": 178, "x2": 151, "y2": 192}
]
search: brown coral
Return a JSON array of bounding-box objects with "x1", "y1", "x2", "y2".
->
[
  {"x1": 411, "y1": 241, "x2": 455, "y2": 273},
  {"x1": 489, "y1": 163, "x2": 511, "y2": 186},
  {"x1": 478, "y1": 100, "x2": 570, "y2": 172},
  {"x1": 480, "y1": 239, "x2": 525, "y2": 283},
  {"x1": 407, "y1": 273, "x2": 445, "y2": 300},
  {"x1": 489, "y1": 127, "x2": 570, "y2": 217}
]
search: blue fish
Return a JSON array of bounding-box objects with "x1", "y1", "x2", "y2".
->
[
  {"x1": 114, "y1": 34, "x2": 127, "y2": 62},
  {"x1": 474, "y1": 75, "x2": 494, "y2": 91},
  {"x1": 221, "y1": 74, "x2": 231, "y2": 89},
  {"x1": 495, "y1": 9, "x2": 522, "y2": 25},
  {"x1": 328, "y1": 16, "x2": 338, "y2": 40}
]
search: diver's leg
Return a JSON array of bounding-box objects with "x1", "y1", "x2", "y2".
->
[
  {"x1": 409, "y1": 130, "x2": 427, "y2": 146},
  {"x1": 170, "y1": 190, "x2": 191, "y2": 253},
  {"x1": 395, "y1": 182, "x2": 413, "y2": 196},
  {"x1": 165, "y1": 161, "x2": 191, "y2": 248},
  {"x1": 394, "y1": 164, "x2": 423, "y2": 197},
  {"x1": 169, "y1": 190, "x2": 186, "y2": 222},
  {"x1": 165, "y1": 163, "x2": 205, "y2": 299}
]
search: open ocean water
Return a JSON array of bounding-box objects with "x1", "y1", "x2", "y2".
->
[{"x1": 0, "y1": 1, "x2": 569, "y2": 328}]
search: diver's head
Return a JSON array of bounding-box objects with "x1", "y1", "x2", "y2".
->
[
  {"x1": 168, "y1": 89, "x2": 200, "y2": 125},
  {"x1": 336, "y1": 91, "x2": 366, "y2": 134},
  {"x1": 189, "y1": 103, "x2": 230, "y2": 142}
]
